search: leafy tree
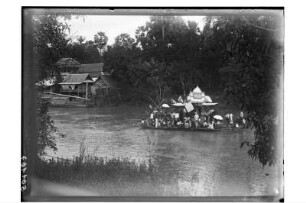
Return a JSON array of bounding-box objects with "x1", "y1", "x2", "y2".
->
[
  {"x1": 32, "y1": 14, "x2": 70, "y2": 155},
  {"x1": 77, "y1": 35, "x2": 86, "y2": 44},
  {"x1": 212, "y1": 15, "x2": 283, "y2": 166},
  {"x1": 136, "y1": 16, "x2": 191, "y2": 62},
  {"x1": 66, "y1": 37, "x2": 101, "y2": 64},
  {"x1": 36, "y1": 97, "x2": 57, "y2": 155},
  {"x1": 103, "y1": 36, "x2": 141, "y2": 84},
  {"x1": 127, "y1": 59, "x2": 174, "y2": 104},
  {"x1": 32, "y1": 14, "x2": 70, "y2": 80},
  {"x1": 114, "y1": 33, "x2": 135, "y2": 49},
  {"x1": 94, "y1": 32, "x2": 108, "y2": 56},
  {"x1": 135, "y1": 16, "x2": 203, "y2": 95}
]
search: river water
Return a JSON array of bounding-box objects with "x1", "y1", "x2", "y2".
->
[{"x1": 48, "y1": 106, "x2": 282, "y2": 197}]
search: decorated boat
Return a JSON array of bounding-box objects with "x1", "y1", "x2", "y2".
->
[
  {"x1": 140, "y1": 86, "x2": 242, "y2": 132},
  {"x1": 140, "y1": 123, "x2": 235, "y2": 132}
]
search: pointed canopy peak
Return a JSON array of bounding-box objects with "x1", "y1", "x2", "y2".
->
[{"x1": 193, "y1": 86, "x2": 204, "y2": 94}]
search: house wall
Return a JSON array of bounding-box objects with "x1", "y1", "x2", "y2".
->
[{"x1": 60, "y1": 83, "x2": 93, "y2": 96}]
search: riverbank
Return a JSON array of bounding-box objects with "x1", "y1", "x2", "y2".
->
[{"x1": 35, "y1": 155, "x2": 184, "y2": 196}]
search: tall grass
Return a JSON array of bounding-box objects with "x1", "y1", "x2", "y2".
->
[
  {"x1": 35, "y1": 154, "x2": 171, "y2": 195},
  {"x1": 37, "y1": 156, "x2": 157, "y2": 182},
  {"x1": 35, "y1": 138, "x2": 166, "y2": 194}
]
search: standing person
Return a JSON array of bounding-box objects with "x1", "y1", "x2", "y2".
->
[
  {"x1": 155, "y1": 118, "x2": 159, "y2": 128},
  {"x1": 208, "y1": 109, "x2": 215, "y2": 124},
  {"x1": 229, "y1": 113, "x2": 234, "y2": 124},
  {"x1": 239, "y1": 110, "x2": 246, "y2": 125},
  {"x1": 194, "y1": 111, "x2": 199, "y2": 128},
  {"x1": 225, "y1": 114, "x2": 230, "y2": 124},
  {"x1": 240, "y1": 111, "x2": 244, "y2": 118},
  {"x1": 179, "y1": 108, "x2": 186, "y2": 123},
  {"x1": 208, "y1": 120, "x2": 214, "y2": 129}
]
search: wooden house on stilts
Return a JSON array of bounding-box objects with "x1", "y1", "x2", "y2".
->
[
  {"x1": 58, "y1": 73, "x2": 94, "y2": 100},
  {"x1": 42, "y1": 58, "x2": 122, "y2": 106}
]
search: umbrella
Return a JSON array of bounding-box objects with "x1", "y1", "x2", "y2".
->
[
  {"x1": 161, "y1": 104, "x2": 170, "y2": 108},
  {"x1": 213, "y1": 115, "x2": 223, "y2": 120}
]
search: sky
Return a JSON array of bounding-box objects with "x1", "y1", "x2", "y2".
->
[{"x1": 65, "y1": 15, "x2": 205, "y2": 45}]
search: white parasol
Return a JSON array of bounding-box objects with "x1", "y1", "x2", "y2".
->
[
  {"x1": 161, "y1": 104, "x2": 170, "y2": 108},
  {"x1": 213, "y1": 115, "x2": 223, "y2": 120}
]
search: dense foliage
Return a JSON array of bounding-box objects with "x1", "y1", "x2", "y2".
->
[
  {"x1": 32, "y1": 15, "x2": 102, "y2": 155},
  {"x1": 104, "y1": 15, "x2": 283, "y2": 166},
  {"x1": 32, "y1": 15, "x2": 102, "y2": 81},
  {"x1": 66, "y1": 37, "x2": 101, "y2": 64},
  {"x1": 32, "y1": 15, "x2": 69, "y2": 80},
  {"x1": 218, "y1": 16, "x2": 282, "y2": 166},
  {"x1": 32, "y1": 13, "x2": 283, "y2": 166},
  {"x1": 36, "y1": 97, "x2": 57, "y2": 155}
]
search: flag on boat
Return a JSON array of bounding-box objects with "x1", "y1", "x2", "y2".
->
[{"x1": 185, "y1": 102, "x2": 194, "y2": 113}]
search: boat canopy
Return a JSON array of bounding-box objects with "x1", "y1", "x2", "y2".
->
[
  {"x1": 186, "y1": 86, "x2": 215, "y2": 104},
  {"x1": 170, "y1": 86, "x2": 217, "y2": 108},
  {"x1": 202, "y1": 102, "x2": 218, "y2": 106},
  {"x1": 187, "y1": 86, "x2": 205, "y2": 103}
]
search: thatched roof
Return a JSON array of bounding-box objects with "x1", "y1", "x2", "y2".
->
[
  {"x1": 59, "y1": 73, "x2": 92, "y2": 85},
  {"x1": 78, "y1": 63, "x2": 104, "y2": 78},
  {"x1": 55, "y1": 58, "x2": 81, "y2": 68}
]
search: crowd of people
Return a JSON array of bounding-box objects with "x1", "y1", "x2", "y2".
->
[{"x1": 142, "y1": 105, "x2": 246, "y2": 130}]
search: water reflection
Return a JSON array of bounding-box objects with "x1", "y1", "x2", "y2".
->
[{"x1": 48, "y1": 106, "x2": 281, "y2": 196}]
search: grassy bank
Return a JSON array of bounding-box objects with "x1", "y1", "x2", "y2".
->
[{"x1": 35, "y1": 155, "x2": 182, "y2": 196}]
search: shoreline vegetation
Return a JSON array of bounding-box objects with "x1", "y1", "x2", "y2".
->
[
  {"x1": 36, "y1": 156, "x2": 169, "y2": 196},
  {"x1": 35, "y1": 140, "x2": 181, "y2": 196},
  {"x1": 36, "y1": 155, "x2": 190, "y2": 196}
]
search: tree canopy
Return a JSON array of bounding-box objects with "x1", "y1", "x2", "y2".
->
[
  {"x1": 32, "y1": 14, "x2": 70, "y2": 80},
  {"x1": 94, "y1": 31, "x2": 108, "y2": 56},
  {"x1": 114, "y1": 33, "x2": 135, "y2": 49}
]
